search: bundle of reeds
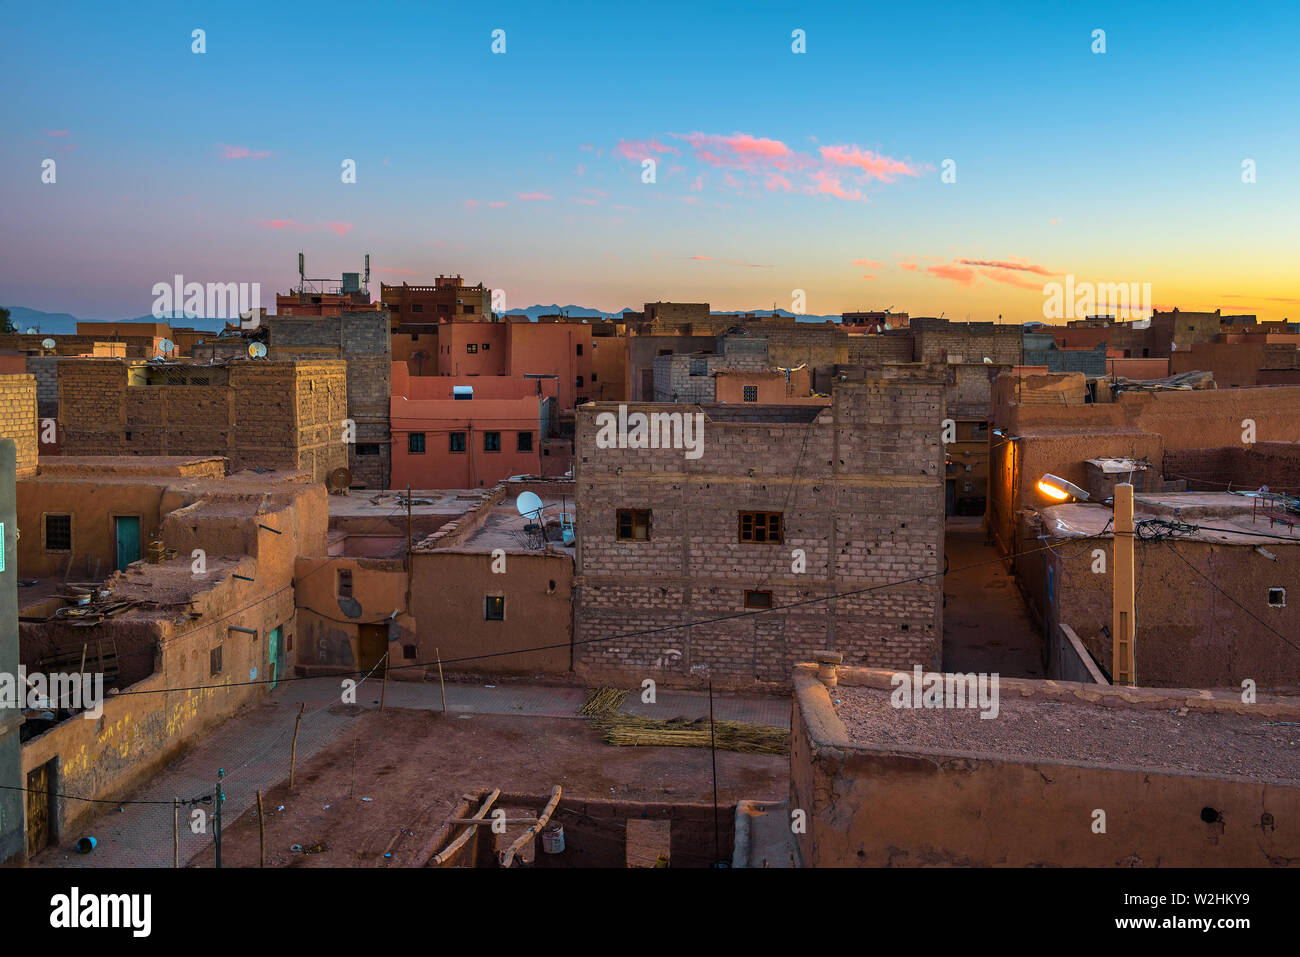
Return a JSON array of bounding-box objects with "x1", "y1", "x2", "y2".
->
[
  {"x1": 578, "y1": 687, "x2": 630, "y2": 716},
  {"x1": 595, "y1": 714, "x2": 788, "y2": 755}
]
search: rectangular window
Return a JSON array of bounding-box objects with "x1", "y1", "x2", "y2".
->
[
  {"x1": 576, "y1": 344, "x2": 584, "y2": 356},
  {"x1": 591, "y1": 372, "x2": 598, "y2": 382},
  {"x1": 481, "y1": 342, "x2": 490, "y2": 351},
  {"x1": 466, "y1": 343, "x2": 478, "y2": 354},
  {"x1": 408, "y1": 432, "x2": 426, "y2": 454},
  {"x1": 210, "y1": 645, "x2": 223, "y2": 676},
  {"x1": 576, "y1": 375, "x2": 584, "y2": 388},
  {"x1": 337, "y1": 569, "x2": 353, "y2": 599},
  {"x1": 412, "y1": 303, "x2": 424, "y2": 313},
  {"x1": 743, "y1": 385, "x2": 758, "y2": 402},
  {"x1": 616, "y1": 509, "x2": 651, "y2": 542},
  {"x1": 1269, "y1": 587, "x2": 1286, "y2": 607},
  {"x1": 449, "y1": 432, "x2": 467, "y2": 453},
  {"x1": 44, "y1": 514, "x2": 72, "y2": 551},
  {"x1": 484, "y1": 431, "x2": 501, "y2": 452},
  {"x1": 485, "y1": 595, "x2": 505, "y2": 620},
  {"x1": 739, "y1": 511, "x2": 783, "y2": 543},
  {"x1": 517, "y1": 431, "x2": 533, "y2": 452},
  {"x1": 744, "y1": 590, "x2": 773, "y2": 610},
  {"x1": 464, "y1": 305, "x2": 476, "y2": 315}
]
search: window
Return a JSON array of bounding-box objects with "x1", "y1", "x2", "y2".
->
[
  {"x1": 1269, "y1": 587, "x2": 1286, "y2": 607},
  {"x1": 44, "y1": 514, "x2": 72, "y2": 551},
  {"x1": 744, "y1": 590, "x2": 773, "y2": 609},
  {"x1": 408, "y1": 432, "x2": 427, "y2": 454},
  {"x1": 464, "y1": 305, "x2": 476, "y2": 315},
  {"x1": 481, "y1": 342, "x2": 490, "y2": 351},
  {"x1": 517, "y1": 431, "x2": 533, "y2": 452},
  {"x1": 484, "y1": 431, "x2": 501, "y2": 452},
  {"x1": 356, "y1": 443, "x2": 380, "y2": 456},
  {"x1": 412, "y1": 303, "x2": 424, "y2": 313},
  {"x1": 485, "y1": 595, "x2": 505, "y2": 620},
  {"x1": 576, "y1": 344, "x2": 584, "y2": 356},
  {"x1": 576, "y1": 375, "x2": 584, "y2": 388},
  {"x1": 616, "y1": 509, "x2": 651, "y2": 542},
  {"x1": 449, "y1": 432, "x2": 467, "y2": 453},
  {"x1": 337, "y1": 569, "x2": 353, "y2": 599},
  {"x1": 739, "y1": 511, "x2": 783, "y2": 543},
  {"x1": 410, "y1": 331, "x2": 419, "y2": 340},
  {"x1": 210, "y1": 645, "x2": 223, "y2": 676},
  {"x1": 466, "y1": 343, "x2": 478, "y2": 354},
  {"x1": 438, "y1": 303, "x2": 450, "y2": 314},
  {"x1": 743, "y1": 385, "x2": 758, "y2": 402},
  {"x1": 591, "y1": 372, "x2": 598, "y2": 382},
  {"x1": 403, "y1": 644, "x2": 417, "y2": 659}
]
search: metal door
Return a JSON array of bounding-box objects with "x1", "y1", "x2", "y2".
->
[
  {"x1": 26, "y1": 762, "x2": 50, "y2": 859},
  {"x1": 115, "y1": 516, "x2": 141, "y2": 570}
]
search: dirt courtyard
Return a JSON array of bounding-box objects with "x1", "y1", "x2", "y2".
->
[{"x1": 190, "y1": 707, "x2": 788, "y2": 868}]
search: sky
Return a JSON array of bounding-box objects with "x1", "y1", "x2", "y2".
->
[{"x1": 3, "y1": 0, "x2": 1299, "y2": 322}]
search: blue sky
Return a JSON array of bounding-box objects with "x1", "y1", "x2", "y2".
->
[{"x1": 3, "y1": 0, "x2": 1299, "y2": 321}]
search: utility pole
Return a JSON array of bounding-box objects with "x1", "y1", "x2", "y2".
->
[
  {"x1": 1112, "y1": 483, "x2": 1136, "y2": 686},
  {"x1": 406, "y1": 483, "x2": 413, "y2": 607}
]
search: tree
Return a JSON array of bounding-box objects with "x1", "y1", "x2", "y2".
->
[{"x1": 0, "y1": 308, "x2": 13, "y2": 335}]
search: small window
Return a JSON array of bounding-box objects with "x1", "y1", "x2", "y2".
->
[
  {"x1": 466, "y1": 343, "x2": 478, "y2": 354},
  {"x1": 591, "y1": 372, "x2": 598, "y2": 382},
  {"x1": 739, "y1": 511, "x2": 783, "y2": 543},
  {"x1": 337, "y1": 569, "x2": 353, "y2": 599},
  {"x1": 210, "y1": 645, "x2": 223, "y2": 676},
  {"x1": 481, "y1": 342, "x2": 490, "y2": 351},
  {"x1": 408, "y1": 432, "x2": 427, "y2": 454},
  {"x1": 484, "y1": 431, "x2": 501, "y2": 452},
  {"x1": 744, "y1": 590, "x2": 773, "y2": 609},
  {"x1": 403, "y1": 644, "x2": 417, "y2": 659},
  {"x1": 576, "y1": 376, "x2": 584, "y2": 387},
  {"x1": 616, "y1": 509, "x2": 651, "y2": 542},
  {"x1": 1269, "y1": 588, "x2": 1286, "y2": 607},
  {"x1": 517, "y1": 431, "x2": 533, "y2": 452},
  {"x1": 412, "y1": 303, "x2": 424, "y2": 313},
  {"x1": 464, "y1": 305, "x2": 476, "y2": 315},
  {"x1": 410, "y1": 331, "x2": 419, "y2": 340},
  {"x1": 356, "y1": 443, "x2": 381, "y2": 456},
  {"x1": 743, "y1": 385, "x2": 758, "y2": 402},
  {"x1": 44, "y1": 514, "x2": 72, "y2": 551},
  {"x1": 449, "y1": 432, "x2": 467, "y2": 453},
  {"x1": 576, "y1": 344, "x2": 584, "y2": 356},
  {"x1": 485, "y1": 595, "x2": 505, "y2": 620}
]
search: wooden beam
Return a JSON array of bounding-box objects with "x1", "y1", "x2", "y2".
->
[
  {"x1": 498, "y1": 785, "x2": 561, "y2": 869},
  {"x1": 429, "y1": 788, "x2": 500, "y2": 867}
]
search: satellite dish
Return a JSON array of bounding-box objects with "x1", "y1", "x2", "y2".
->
[
  {"x1": 158, "y1": 338, "x2": 176, "y2": 355},
  {"x1": 326, "y1": 467, "x2": 353, "y2": 493},
  {"x1": 41, "y1": 338, "x2": 56, "y2": 350},
  {"x1": 515, "y1": 491, "x2": 544, "y2": 519},
  {"x1": 248, "y1": 342, "x2": 268, "y2": 358},
  {"x1": 26, "y1": 327, "x2": 39, "y2": 335}
]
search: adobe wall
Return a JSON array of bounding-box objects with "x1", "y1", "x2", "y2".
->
[{"x1": 791, "y1": 666, "x2": 1300, "y2": 867}]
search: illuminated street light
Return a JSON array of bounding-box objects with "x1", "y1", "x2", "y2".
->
[{"x1": 1037, "y1": 473, "x2": 1090, "y2": 502}]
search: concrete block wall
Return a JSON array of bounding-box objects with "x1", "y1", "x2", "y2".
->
[
  {"x1": 573, "y1": 378, "x2": 945, "y2": 690},
  {"x1": 0, "y1": 375, "x2": 38, "y2": 477}
]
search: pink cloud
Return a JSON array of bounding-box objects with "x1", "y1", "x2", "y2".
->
[
  {"x1": 325, "y1": 222, "x2": 352, "y2": 237},
  {"x1": 862, "y1": 274, "x2": 878, "y2": 280},
  {"x1": 764, "y1": 174, "x2": 792, "y2": 192},
  {"x1": 926, "y1": 263, "x2": 978, "y2": 285},
  {"x1": 852, "y1": 259, "x2": 883, "y2": 267},
  {"x1": 810, "y1": 170, "x2": 862, "y2": 201},
  {"x1": 677, "y1": 132, "x2": 795, "y2": 170},
  {"x1": 819, "y1": 145, "x2": 918, "y2": 181},
  {"x1": 957, "y1": 258, "x2": 1054, "y2": 277},
  {"x1": 464, "y1": 199, "x2": 480, "y2": 207},
  {"x1": 487, "y1": 201, "x2": 508, "y2": 208},
  {"x1": 219, "y1": 143, "x2": 271, "y2": 160},
  {"x1": 613, "y1": 138, "x2": 680, "y2": 160},
  {"x1": 517, "y1": 191, "x2": 553, "y2": 201},
  {"x1": 898, "y1": 262, "x2": 919, "y2": 271},
  {"x1": 690, "y1": 174, "x2": 705, "y2": 191},
  {"x1": 690, "y1": 255, "x2": 713, "y2": 261}
]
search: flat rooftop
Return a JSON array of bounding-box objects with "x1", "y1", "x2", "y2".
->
[
  {"x1": 1042, "y1": 492, "x2": 1299, "y2": 545},
  {"x1": 832, "y1": 682, "x2": 1300, "y2": 783},
  {"x1": 459, "y1": 494, "x2": 572, "y2": 552},
  {"x1": 326, "y1": 489, "x2": 492, "y2": 522}
]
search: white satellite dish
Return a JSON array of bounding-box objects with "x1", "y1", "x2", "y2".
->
[
  {"x1": 514, "y1": 491, "x2": 544, "y2": 519},
  {"x1": 248, "y1": 341, "x2": 268, "y2": 358},
  {"x1": 41, "y1": 338, "x2": 56, "y2": 350},
  {"x1": 25, "y1": 327, "x2": 39, "y2": 335},
  {"x1": 158, "y1": 338, "x2": 176, "y2": 355}
]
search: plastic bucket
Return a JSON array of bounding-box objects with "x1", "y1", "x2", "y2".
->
[{"x1": 540, "y1": 824, "x2": 565, "y2": 854}]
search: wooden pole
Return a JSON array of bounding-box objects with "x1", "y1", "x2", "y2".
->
[
  {"x1": 379, "y1": 652, "x2": 389, "y2": 711},
  {"x1": 428, "y1": 789, "x2": 500, "y2": 867},
  {"x1": 256, "y1": 790, "x2": 265, "y2": 868},
  {"x1": 1112, "y1": 483, "x2": 1136, "y2": 686},
  {"x1": 173, "y1": 797, "x2": 179, "y2": 868},
  {"x1": 436, "y1": 647, "x2": 446, "y2": 713},
  {"x1": 289, "y1": 702, "x2": 306, "y2": 790},
  {"x1": 406, "y1": 484, "x2": 413, "y2": 607}
]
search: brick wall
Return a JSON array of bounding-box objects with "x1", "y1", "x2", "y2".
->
[
  {"x1": 653, "y1": 353, "x2": 768, "y2": 402},
  {"x1": 573, "y1": 379, "x2": 945, "y2": 690},
  {"x1": 0, "y1": 375, "x2": 37, "y2": 477}
]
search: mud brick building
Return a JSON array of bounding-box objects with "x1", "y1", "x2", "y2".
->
[
  {"x1": 266, "y1": 311, "x2": 392, "y2": 488},
  {"x1": 0, "y1": 374, "x2": 38, "y2": 478},
  {"x1": 56, "y1": 358, "x2": 348, "y2": 481},
  {"x1": 572, "y1": 376, "x2": 946, "y2": 690}
]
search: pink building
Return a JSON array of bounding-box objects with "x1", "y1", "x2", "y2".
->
[{"x1": 389, "y1": 363, "x2": 565, "y2": 489}]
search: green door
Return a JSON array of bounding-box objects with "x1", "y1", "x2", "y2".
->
[
  {"x1": 114, "y1": 516, "x2": 141, "y2": 570},
  {"x1": 267, "y1": 627, "x2": 281, "y2": 690}
]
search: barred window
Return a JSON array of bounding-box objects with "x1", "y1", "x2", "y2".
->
[
  {"x1": 616, "y1": 509, "x2": 651, "y2": 542},
  {"x1": 739, "y1": 511, "x2": 782, "y2": 543}
]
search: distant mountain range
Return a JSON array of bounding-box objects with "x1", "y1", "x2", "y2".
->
[{"x1": 1, "y1": 303, "x2": 851, "y2": 334}]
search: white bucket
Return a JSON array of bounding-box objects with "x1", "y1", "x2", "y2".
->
[{"x1": 541, "y1": 824, "x2": 565, "y2": 854}]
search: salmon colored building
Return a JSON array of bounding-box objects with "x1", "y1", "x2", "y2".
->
[
  {"x1": 432, "y1": 318, "x2": 594, "y2": 410},
  {"x1": 713, "y1": 367, "x2": 828, "y2": 405},
  {"x1": 389, "y1": 363, "x2": 563, "y2": 489}
]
